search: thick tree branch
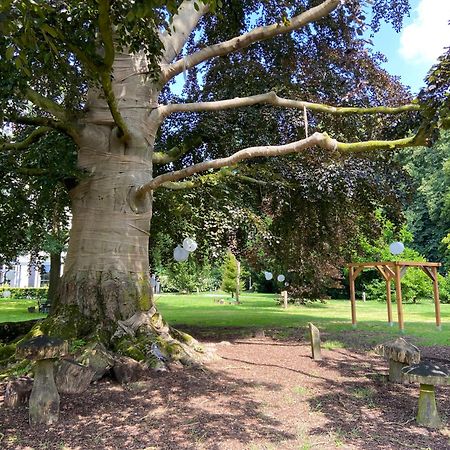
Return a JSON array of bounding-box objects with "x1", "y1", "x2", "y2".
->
[
  {"x1": 336, "y1": 135, "x2": 424, "y2": 153},
  {"x1": 96, "y1": 0, "x2": 129, "y2": 139},
  {"x1": 99, "y1": 72, "x2": 130, "y2": 140},
  {"x1": 161, "y1": 180, "x2": 197, "y2": 190},
  {"x1": 153, "y1": 137, "x2": 203, "y2": 164},
  {"x1": 137, "y1": 130, "x2": 426, "y2": 195},
  {"x1": 160, "y1": 167, "x2": 267, "y2": 190},
  {"x1": 7, "y1": 167, "x2": 49, "y2": 176},
  {"x1": 160, "y1": 0, "x2": 210, "y2": 65},
  {"x1": 162, "y1": 0, "x2": 340, "y2": 82},
  {"x1": 153, "y1": 148, "x2": 186, "y2": 165},
  {"x1": 0, "y1": 127, "x2": 51, "y2": 152},
  {"x1": 5, "y1": 115, "x2": 78, "y2": 139},
  {"x1": 159, "y1": 92, "x2": 421, "y2": 117},
  {"x1": 138, "y1": 133, "x2": 335, "y2": 193},
  {"x1": 98, "y1": 0, "x2": 115, "y2": 69},
  {"x1": 25, "y1": 88, "x2": 68, "y2": 121}
]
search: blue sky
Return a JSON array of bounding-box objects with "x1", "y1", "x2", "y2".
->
[{"x1": 372, "y1": 0, "x2": 450, "y2": 94}]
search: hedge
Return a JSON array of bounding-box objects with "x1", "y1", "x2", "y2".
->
[{"x1": 0, "y1": 287, "x2": 48, "y2": 300}]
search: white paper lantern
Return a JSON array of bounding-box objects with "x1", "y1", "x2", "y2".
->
[
  {"x1": 182, "y1": 237, "x2": 198, "y2": 252},
  {"x1": 389, "y1": 241, "x2": 405, "y2": 255},
  {"x1": 173, "y1": 245, "x2": 189, "y2": 262},
  {"x1": 277, "y1": 274, "x2": 285, "y2": 282},
  {"x1": 264, "y1": 271, "x2": 273, "y2": 281},
  {"x1": 2, "y1": 290, "x2": 11, "y2": 298}
]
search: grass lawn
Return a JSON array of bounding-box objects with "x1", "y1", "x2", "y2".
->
[
  {"x1": 156, "y1": 291, "x2": 450, "y2": 346},
  {"x1": 1, "y1": 292, "x2": 449, "y2": 346},
  {"x1": 0, "y1": 300, "x2": 46, "y2": 323}
]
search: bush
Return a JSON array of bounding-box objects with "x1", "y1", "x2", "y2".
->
[
  {"x1": 364, "y1": 268, "x2": 439, "y2": 303},
  {"x1": 159, "y1": 260, "x2": 220, "y2": 293},
  {"x1": 438, "y1": 274, "x2": 450, "y2": 303},
  {"x1": 0, "y1": 287, "x2": 48, "y2": 300}
]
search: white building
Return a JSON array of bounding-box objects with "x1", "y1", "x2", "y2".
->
[{"x1": 1, "y1": 256, "x2": 51, "y2": 288}]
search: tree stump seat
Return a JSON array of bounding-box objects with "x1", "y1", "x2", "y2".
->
[
  {"x1": 375, "y1": 337, "x2": 420, "y2": 383},
  {"x1": 402, "y1": 362, "x2": 450, "y2": 428},
  {"x1": 16, "y1": 335, "x2": 68, "y2": 426}
]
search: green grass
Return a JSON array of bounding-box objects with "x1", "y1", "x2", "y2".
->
[
  {"x1": 2, "y1": 292, "x2": 449, "y2": 347},
  {"x1": 0, "y1": 300, "x2": 46, "y2": 323},
  {"x1": 155, "y1": 292, "x2": 450, "y2": 346}
]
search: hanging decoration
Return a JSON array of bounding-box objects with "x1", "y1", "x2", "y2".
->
[
  {"x1": 173, "y1": 237, "x2": 198, "y2": 262},
  {"x1": 173, "y1": 245, "x2": 189, "y2": 262},
  {"x1": 182, "y1": 237, "x2": 198, "y2": 252},
  {"x1": 389, "y1": 241, "x2": 405, "y2": 255}
]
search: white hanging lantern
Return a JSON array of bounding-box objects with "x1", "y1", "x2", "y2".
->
[
  {"x1": 2, "y1": 290, "x2": 11, "y2": 298},
  {"x1": 173, "y1": 245, "x2": 189, "y2": 262},
  {"x1": 182, "y1": 237, "x2": 198, "y2": 252},
  {"x1": 277, "y1": 274, "x2": 285, "y2": 282},
  {"x1": 389, "y1": 241, "x2": 405, "y2": 255},
  {"x1": 264, "y1": 271, "x2": 273, "y2": 281}
]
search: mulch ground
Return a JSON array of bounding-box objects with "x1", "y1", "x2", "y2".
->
[{"x1": 1, "y1": 328, "x2": 450, "y2": 450}]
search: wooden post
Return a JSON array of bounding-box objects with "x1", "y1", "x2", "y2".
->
[
  {"x1": 349, "y1": 266, "x2": 356, "y2": 328},
  {"x1": 308, "y1": 323, "x2": 322, "y2": 360},
  {"x1": 394, "y1": 264, "x2": 404, "y2": 332},
  {"x1": 386, "y1": 278, "x2": 393, "y2": 326},
  {"x1": 282, "y1": 290, "x2": 288, "y2": 309},
  {"x1": 431, "y1": 267, "x2": 441, "y2": 330},
  {"x1": 236, "y1": 260, "x2": 240, "y2": 303}
]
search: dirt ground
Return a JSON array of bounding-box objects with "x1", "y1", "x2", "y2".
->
[{"x1": 1, "y1": 328, "x2": 450, "y2": 450}]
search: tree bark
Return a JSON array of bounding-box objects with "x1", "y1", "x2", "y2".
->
[
  {"x1": 47, "y1": 251, "x2": 61, "y2": 305},
  {"x1": 51, "y1": 51, "x2": 162, "y2": 338},
  {"x1": 55, "y1": 123, "x2": 155, "y2": 331}
]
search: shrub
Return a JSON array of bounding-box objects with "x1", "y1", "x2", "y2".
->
[
  {"x1": 159, "y1": 260, "x2": 220, "y2": 293},
  {"x1": 438, "y1": 274, "x2": 450, "y2": 303},
  {"x1": 364, "y1": 268, "x2": 437, "y2": 303},
  {"x1": 0, "y1": 287, "x2": 48, "y2": 300}
]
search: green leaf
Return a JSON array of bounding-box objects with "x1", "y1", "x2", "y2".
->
[{"x1": 5, "y1": 45, "x2": 14, "y2": 60}]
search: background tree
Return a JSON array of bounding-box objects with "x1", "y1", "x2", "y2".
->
[
  {"x1": 221, "y1": 250, "x2": 242, "y2": 300},
  {"x1": 0, "y1": 0, "x2": 445, "y2": 365},
  {"x1": 0, "y1": 131, "x2": 75, "y2": 300},
  {"x1": 399, "y1": 132, "x2": 450, "y2": 268}
]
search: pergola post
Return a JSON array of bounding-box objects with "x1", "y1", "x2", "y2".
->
[
  {"x1": 349, "y1": 266, "x2": 357, "y2": 328},
  {"x1": 432, "y1": 267, "x2": 441, "y2": 330},
  {"x1": 386, "y1": 277, "x2": 393, "y2": 326},
  {"x1": 394, "y1": 264, "x2": 404, "y2": 332},
  {"x1": 347, "y1": 261, "x2": 441, "y2": 331}
]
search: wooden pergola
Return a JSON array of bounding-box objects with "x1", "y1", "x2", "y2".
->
[{"x1": 347, "y1": 261, "x2": 442, "y2": 331}]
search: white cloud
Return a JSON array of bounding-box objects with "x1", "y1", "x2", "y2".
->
[{"x1": 399, "y1": 0, "x2": 450, "y2": 64}]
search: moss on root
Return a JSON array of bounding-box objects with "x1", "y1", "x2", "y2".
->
[
  {"x1": 0, "y1": 359, "x2": 32, "y2": 381},
  {"x1": 0, "y1": 343, "x2": 16, "y2": 361},
  {"x1": 1, "y1": 304, "x2": 208, "y2": 380},
  {"x1": 137, "y1": 275, "x2": 151, "y2": 311},
  {"x1": 114, "y1": 336, "x2": 147, "y2": 361},
  {"x1": 33, "y1": 306, "x2": 96, "y2": 340}
]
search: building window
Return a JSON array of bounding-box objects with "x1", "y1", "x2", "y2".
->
[{"x1": 40, "y1": 263, "x2": 50, "y2": 287}]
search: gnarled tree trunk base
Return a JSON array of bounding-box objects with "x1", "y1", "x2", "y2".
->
[{"x1": 1, "y1": 306, "x2": 212, "y2": 384}]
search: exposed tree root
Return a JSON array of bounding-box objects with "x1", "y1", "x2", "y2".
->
[{"x1": 0, "y1": 306, "x2": 213, "y2": 383}]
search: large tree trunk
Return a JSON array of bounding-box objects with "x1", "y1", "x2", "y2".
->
[
  {"x1": 55, "y1": 122, "x2": 154, "y2": 330},
  {"x1": 38, "y1": 53, "x2": 203, "y2": 367}
]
